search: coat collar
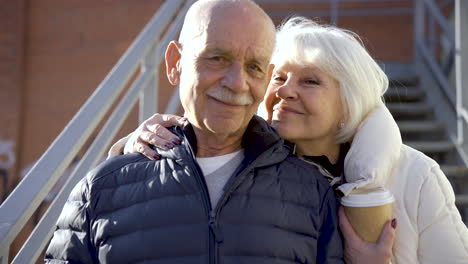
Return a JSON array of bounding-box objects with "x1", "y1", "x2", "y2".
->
[
  {"x1": 338, "y1": 103, "x2": 403, "y2": 196},
  {"x1": 156, "y1": 115, "x2": 290, "y2": 167}
]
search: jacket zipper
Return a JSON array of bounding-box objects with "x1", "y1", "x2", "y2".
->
[
  {"x1": 209, "y1": 142, "x2": 284, "y2": 263},
  {"x1": 184, "y1": 139, "x2": 215, "y2": 264},
  {"x1": 180, "y1": 127, "x2": 286, "y2": 264}
]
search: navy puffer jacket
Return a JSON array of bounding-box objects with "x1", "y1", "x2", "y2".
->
[{"x1": 45, "y1": 116, "x2": 343, "y2": 263}]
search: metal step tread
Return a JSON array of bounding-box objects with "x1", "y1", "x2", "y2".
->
[
  {"x1": 385, "y1": 87, "x2": 425, "y2": 101},
  {"x1": 397, "y1": 121, "x2": 445, "y2": 133},
  {"x1": 441, "y1": 165, "x2": 468, "y2": 178},
  {"x1": 406, "y1": 140, "x2": 455, "y2": 154},
  {"x1": 387, "y1": 102, "x2": 432, "y2": 115},
  {"x1": 456, "y1": 194, "x2": 468, "y2": 206},
  {"x1": 388, "y1": 77, "x2": 419, "y2": 87}
]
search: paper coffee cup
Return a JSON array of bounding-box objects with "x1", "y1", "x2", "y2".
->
[{"x1": 341, "y1": 189, "x2": 395, "y2": 243}]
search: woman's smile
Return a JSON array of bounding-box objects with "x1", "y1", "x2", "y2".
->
[{"x1": 273, "y1": 103, "x2": 304, "y2": 115}]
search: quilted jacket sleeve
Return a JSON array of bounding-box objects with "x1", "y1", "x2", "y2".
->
[
  {"x1": 44, "y1": 176, "x2": 97, "y2": 263},
  {"x1": 417, "y1": 165, "x2": 468, "y2": 264},
  {"x1": 317, "y1": 188, "x2": 345, "y2": 264}
]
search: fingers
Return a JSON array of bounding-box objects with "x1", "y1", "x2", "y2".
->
[
  {"x1": 123, "y1": 132, "x2": 160, "y2": 160},
  {"x1": 121, "y1": 113, "x2": 186, "y2": 160},
  {"x1": 145, "y1": 123, "x2": 181, "y2": 145},
  {"x1": 140, "y1": 130, "x2": 179, "y2": 150},
  {"x1": 143, "y1": 114, "x2": 183, "y2": 145},
  {"x1": 147, "y1": 113, "x2": 187, "y2": 127},
  {"x1": 135, "y1": 138, "x2": 160, "y2": 160},
  {"x1": 376, "y1": 219, "x2": 396, "y2": 259},
  {"x1": 160, "y1": 114, "x2": 187, "y2": 126}
]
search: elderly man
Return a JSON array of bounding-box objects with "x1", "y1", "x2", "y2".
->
[{"x1": 45, "y1": 0, "x2": 343, "y2": 263}]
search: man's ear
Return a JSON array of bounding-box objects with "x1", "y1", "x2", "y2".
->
[{"x1": 165, "y1": 41, "x2": 183, "y2": 85}]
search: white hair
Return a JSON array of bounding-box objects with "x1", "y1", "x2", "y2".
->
[{"x1": 272, "y1": 17, "x2": 389, "y2": 143}]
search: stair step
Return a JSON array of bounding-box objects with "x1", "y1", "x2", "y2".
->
[
  {"x1": 382, "y1": 63, "x2": 419, "y2": 86},
  {"x1": 388, "y1": 77, "x2": 419, "y2": 88},
  {"x1": 441, "y1": 165, "x2": 468, "y2": 179},
  {"x1": 385, "y1": 87, "x2": 425, "y2": 102},
  {"x1": 397, "y1": 121, "x2": 445, "y2": 134},
  {"x1": 387, "y1": 102, "x2": 433, "y2": 118},
  {"x1": 456, "y1": 194, "x2": 468, "y2": 206},
  {"x1": 406, "y1": 141, "x2": 455, "y2": 155}
]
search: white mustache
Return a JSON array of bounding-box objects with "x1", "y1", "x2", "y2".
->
[{"x1": 207, "y1": 87, "x2": 254, "y2": 106}]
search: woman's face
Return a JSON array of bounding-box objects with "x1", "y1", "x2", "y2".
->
[{"x1": 263, "y1": 60, "x2": 344, "y2": 149}]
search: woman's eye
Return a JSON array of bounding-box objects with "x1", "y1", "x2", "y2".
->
[
  {"x1": 304, "y1": 79, "x2": 319, "y2": 85},
  {"x1": 272, "y1": 76, "x2": 285, "y2": 83}
]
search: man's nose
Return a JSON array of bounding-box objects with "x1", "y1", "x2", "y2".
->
[{"x1": 221, "y1": 63, "x2": 248, "y2": 92}]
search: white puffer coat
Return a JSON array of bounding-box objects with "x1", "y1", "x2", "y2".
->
[{"x1": 339, "y1": 103, "x2": 468, "y2": 263}]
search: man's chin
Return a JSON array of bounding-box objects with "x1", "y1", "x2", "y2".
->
[{"x1": 204, "y1": 119, "x2": 247, "y2": 137}]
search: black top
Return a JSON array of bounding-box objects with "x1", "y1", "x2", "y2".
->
[{"x1": 302, "y1": 143, "x2": 350, "y2": 177}]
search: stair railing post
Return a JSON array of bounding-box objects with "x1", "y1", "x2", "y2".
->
[
  {"x1": 330, "y1": 0, "x2": 339, "y2": 25},
  {"x1": 139, "y1": 46, "x2": 160, "y2": 123},
  {"x1": 455, "y1": 0, "x2": 468, "y2": 148},
  {"x1": 0, "y1": 247, "x2": 8, "y2": 264},
  {"x1": 414, "y1": 0, "x2": 425, "y2": 75},
  {"x1": 429, "y1": 15, "x2": 436, "y2": 56}
]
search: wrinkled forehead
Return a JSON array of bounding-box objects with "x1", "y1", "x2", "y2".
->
[{"x1": 186, "y1": 16, "x2": 275, "y2": 62}]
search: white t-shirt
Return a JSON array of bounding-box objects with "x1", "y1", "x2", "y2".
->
[{"x1": 196, "y1": 150, "x2": 244, "y2": 207}]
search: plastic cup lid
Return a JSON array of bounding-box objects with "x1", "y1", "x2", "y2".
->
[{"x1": 341, "y1": 189, "x2": 395, "y2": 207}]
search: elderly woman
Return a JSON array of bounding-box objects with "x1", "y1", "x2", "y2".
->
[{"x1": 108, "y1": 17, "x2": 468, "y2": 263}]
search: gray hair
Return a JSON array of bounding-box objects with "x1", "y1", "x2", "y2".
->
[{"x1": 272, "y1": 17, "x2": 389, "y2": 143}]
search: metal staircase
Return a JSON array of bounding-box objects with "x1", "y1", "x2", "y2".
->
[{"x1": 384, "y1": 65, "x2": 468, "y2": 222}]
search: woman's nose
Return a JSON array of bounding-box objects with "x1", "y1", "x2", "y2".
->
[{"x1": 276, "y1": 82, "x2": 297, "y2": 100}]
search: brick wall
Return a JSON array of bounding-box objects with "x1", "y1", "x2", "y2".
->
[
  {"x1": 0, "y1": 0, "x2": 26, "y2": 199},
  {"x1": 259, "y1": 0, "x2": 414, "y2": 62},
  {"x1": 19, "y1": 0, "x2": 168, "y2": 178}
]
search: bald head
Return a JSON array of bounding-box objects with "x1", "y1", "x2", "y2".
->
[
  {"x1": 164, "y1": 0, "x2": 277, "y2": 147},
  {"x1": 179, "y1": 0, "x2": 275, "y2": 46}
]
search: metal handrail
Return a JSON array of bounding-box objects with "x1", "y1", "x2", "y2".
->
[
  {"x1": 414, "y1": 0, "x2": 461, "y2": 136},
  {"x1": 0, "y1": 0, "x2": 194, "y2": 263},
  {"x1": 414, "y1": 0, "x2": 468, "y2": 164}
]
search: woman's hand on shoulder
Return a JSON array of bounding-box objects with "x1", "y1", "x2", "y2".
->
[
  {"x1": 338, "y1": 206, "x2": 396, "y2": 264},
  {"x1": 108, "y1": 113, "x2": 186, "y2": 160}
]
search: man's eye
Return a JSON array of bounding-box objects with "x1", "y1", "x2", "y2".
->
[
  {"x1": 248, "y1": 64, "x2": 262, "y2": 72},
  {"x1": 210, "y1": 56, "x2": 224, "y2": 62}
]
